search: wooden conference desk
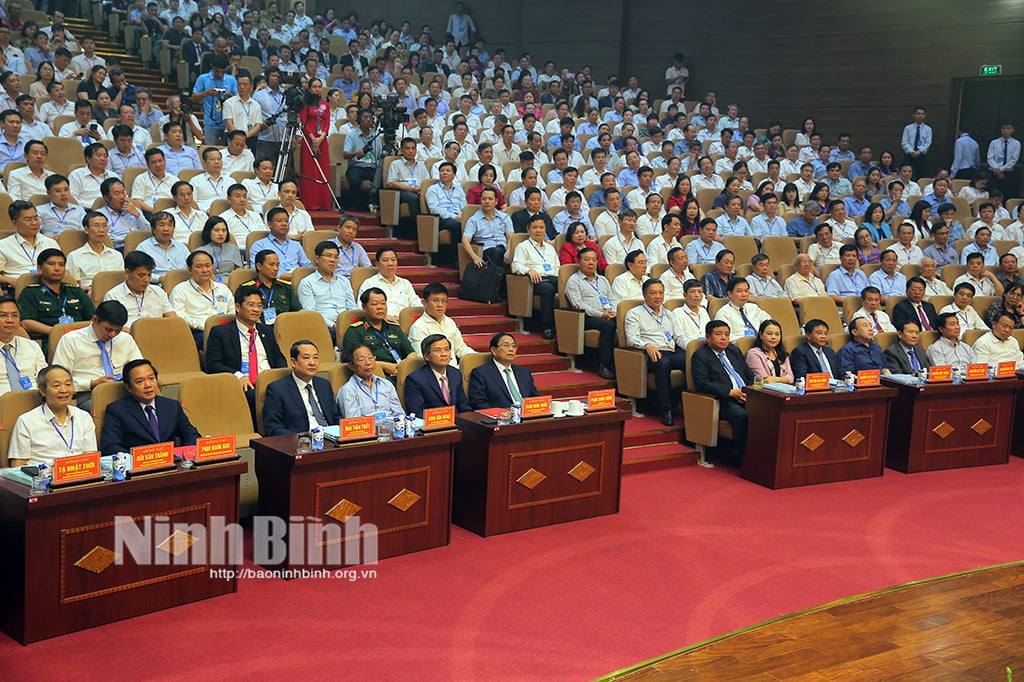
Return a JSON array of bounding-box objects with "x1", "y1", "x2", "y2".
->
[
  {"x1": 252, "y1": 430, "x2": 459, "y2": 570},
  {"x1": 453, "y1": 409, "x2": 629, "y2": 536},
  {"x1": 883, "y1": 376, "x2": 1020, "y2": 473},
  {"x1": 0, "y1": 461, "x2": 247, "y2": 644},
  {"x1": 742, "y1": 386, "x2": 896, "y2": 489}
]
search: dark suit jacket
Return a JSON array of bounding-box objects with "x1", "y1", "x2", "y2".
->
[
  {"x1": 789, "y1": 342, "x2": 842, "y2": 379},
  {"x1": 245, "y1": 43, "x2": 276, "y2": 63},
  {"x1": 404, "y1": 364, "x2": 471, "y2": 417},
  {"x1": 205, "y1": 320, "x2": 286, "y2": 378},
  {"x1": 181, "y1": 40, "x2": 207, "y2": 70},
  {"x1": 100, "y1": 395, "x2": 200, "y2": 455},
  {"x1": 320, "y1": 52, "x2": 339, "y2": 69},
  {"x1": 884, "y1": 343, "x2": 932, "y2": 374},
  {"x1": 690, "y1": 344, "x2": 755, "y2": 400},
  {"x1": 891, "y1": 299, "x2": 938, "y2": 332},
  {"x1": 262, "y1": 374, "x2": 342, "y2": 436},
  {"x1": 511, "y1": 209, "x2": 557, "y2": 239},
  {"x1": 468, "y1": 361, "x2": 540, "y2": 410},
  {"x1": 339, "y1": 54, "x2": 368, "y2": 70}
]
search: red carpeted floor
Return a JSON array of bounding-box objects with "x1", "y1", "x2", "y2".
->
[{"x1": 3, "y1": 459, "x2": 1023, "y2": 680}]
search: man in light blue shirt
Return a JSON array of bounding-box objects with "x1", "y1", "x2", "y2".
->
[
  {"x1": 254, "y1": 67, "x2": 286, "y2": 160},
  {"x1": 826, "y1": 244, "x2": 870, "y2": 302},
  {"x1": 829, "y1": 134, "x2": 855, "y2": 162},
  {"x1": 901, "y1": 107, "x2": 932, "y2": 179},
  {"x1": 846, "y1": 146, "x2": 874, "y2": 180},
  {"x1": 825, "y1": 163, "x2": 852, "y2": 198},
  {"x1": 297, "y1": 241, "x2": 356, "y2": 333},
  {"x1": 552, "y1": 192, "x2": 595, "y2": 237},
  {"x1": 98, "y1": 178, "x2": 148, "y2": 248},
  {"x1": 462, "y1": 187, "x2": 513, "y2": 268},
  {"x1": 842, "y1": 178, "x2": 871, "y2": 218},
  {"x1": 685, "y1": 219, "x2": 726, "y2": 264},
  {"x1": 336, "y1": 344, "x2": 404, "y2": 419},
  {"x1": 156, "y1": 121, "x2": 201, "y2": 176},
  {"x1": 0, "y1": 109, "x2": 25, "y2": 173},
  {"x1": 136, "y1": 212, "x2": 189, "y2": 282},
  {"x1": 330, "y1": 215, "x2": 371, "y2": 279},
  {"x1": 786, "y1": 201, "x2": 822, "y2": 238},
  {"x1": 951, "y1": 125, "x2": 980, "y2": 179},
  {"x1": 880, "y1": 180, "x2": 910, "y2": 217},
  {"x1": 191, "y1": 54, "x2": 237, "y2": 146},
  {"x1": 715, "y1": 196, "x2": 752, "y2": 236},
  {"x1": 867, "y1": 249, "x2": 907, "y2": 301},
  {"x1": 249, "y1": 207, "x2": 312, "y2": 278},
  {"x1": 960, "y1": 226, "x2": 999, "y2": 266}
]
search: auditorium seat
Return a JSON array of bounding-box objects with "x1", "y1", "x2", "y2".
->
[
  {"x1": 123, "y1": 230, "x2": 150, "y2": 254},
  {"x1": 754, "y1": 296, "x2": 801, "y2": 335},
  {"x1": 681, "y1": 337, "x2": 733, "y2": 468},
  {"x1": 90, "y1": 380, "x2": 128, "y2": 437},
  {"x1": 760, "y1": 237, "x2": 797, "y2": 270},
  {"x1": 300, "y1": 230, "x2": 338, "y2": 262},
  {"x1": 799, "y1": 296, "x2": 844, "y2": 333},
  {"x1": 458, "y1": 352, "x2": 491, "y2": 396},
  {"x1": 349, "y1": 266, "x2": 377, "y2": 297},
  {"x1": 227, "y1": 268, "x2": 257, "y2": 291},
  {"x1": 398, "y1": 306, "x2": 424, "y2": 334},
  {"x1": 161, "y1": 269, "x2": 191, "y2": 294},
  {"x1": 90, "y1": 271, "x2": 127, "y2": 304},
  {"x1": 201, "y1": 314, "x2": 235, "y2": 368},
  {"x1": 612, "y1": 299, "x2": 684, "y2": 411},
  {"x1": 396, "y1": 355, "x2": 426, "y2": 410},
  {"x1": 289, "y1": 266, "x2": 316, "y2": 290},
  {"x1": 47, "y1": 321, "x2": 90, "y2": 362},
  {"x1": 275, "y1": 311, "x2": 339, "y2": 370},
  {"x1": 254, "y1": 367, "x2": 291, "y2": 434},
  {"x1": 0, "y1": 389, "x2": 42, "y2": 467},
  {"x1": 245, "y1": 231, "x2": 270, "y2": 258},
  {"x1": 130, "y1": 317, "x2": 205, "y2": 397},
  {"x1": 841, "y1": 296, "x2": 863, "y2": 322},
  {"x1": 45, "y1": 137, "x2": 90, "y2": 177},
  {"x1": 722, "y1": 236, "x2": 758, "y2": 265}
]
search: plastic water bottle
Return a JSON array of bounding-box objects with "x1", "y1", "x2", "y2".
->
[
  {"x1": 30, "y1": 464, "x2": 49, "y2": 494},
  {"x1": 918, "y1": 370, "x2": 928, "y2": 387},
  {"x1": 952, "y1": 366, "x2": 962, "y2": 385},
  {"x1": 311, "y1": 426, "x2": 324, "y2": 451},
  {"x1": 795, "y1": 376, "x2": 805, "y2": 396},
  {"x1": 987, "y1": 364, "x2": 996, "y2": 381},
  {"x1": 112, "y1": 455, "x2": 127, "y2": 482},
  {"x1": 845, "y1": 371, "x2": 856, "y2": 392},
  {"x1": 406, "y1": 413, "x2": 417, "y2": 438},
  {"x1": 393, "y1": 417, "x2": 405, "y2": 439},
  {"x1": 510, "y1": 402, "x2": 522, "y2": 424}
]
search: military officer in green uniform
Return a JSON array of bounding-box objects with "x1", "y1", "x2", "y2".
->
[
  {"x1": 19, "y1": 248, "x2": 96, "y2": 355},
  {"x1": 341, "y1": 287, "x2": 415, "y2": 380},
  {"x1": 241, "y1": 249, "x2": 302, "y2": 324}
]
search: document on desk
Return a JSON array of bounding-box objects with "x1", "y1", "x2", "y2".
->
[
  {"x1": 760, "y1": 383, "x2": 798, "y2": 395},
  {"x1": 885, "y1": 374, "x2": 921, "y2": 386}
]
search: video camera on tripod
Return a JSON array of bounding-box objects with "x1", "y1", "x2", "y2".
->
[
  {"x1": 264, "y1": 72, "x2": 309, "y2": 128},
  {"x1": 370, "y1": 94, "x2": 409, "y2": 157}
]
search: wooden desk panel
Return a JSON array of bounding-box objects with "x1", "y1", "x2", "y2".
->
[
  {"x1": 252, "y1": 431, "x2": 459, "y2": 571},
  {"x1": 454, "y1": 409, "x2": 628, "y2": 536},
  {"x1": 0, "y1": 462, "x2": 246, "y2": 644},
  {"x1": 742, "y1": 387, "x2": 895, "y2": 489},
  {"x1": 885, "y1": 377, "x2": 1019, "y2": 473}
]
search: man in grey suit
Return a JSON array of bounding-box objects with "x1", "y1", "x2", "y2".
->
[{"x1": 884, "y1": 320, "x2": 932, "y2": 374}]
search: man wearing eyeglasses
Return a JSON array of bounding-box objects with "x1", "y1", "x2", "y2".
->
[{"x1": 468, "y1": 332, "x2": 540, "y2": 409}]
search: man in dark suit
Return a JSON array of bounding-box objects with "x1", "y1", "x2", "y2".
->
[
  {"x1": 884, "y1": 320, "x2": 932, "y2": 374},
  {"x1": 339, "y1": 39, "x2": 368, "y2": 72},
  {"x1": 246, "y1": 29, "x2": 277, "y2": 66},
  {"x1": 206, "y1": 286, "x2": 287, "y2": 414},
  {"x1": 468, "y1": 332, "x2": 540, "y2": 409},
  {"x1": 181, "y1": 30, "x2": 207, "y2": 80},
  {"x1": 511, "y1": 187, "x2": 557, "y2": 239},
  {"x1": 789, "y1": 318, "x2": 842, "y2": 379},
  {"x1": 318, "y1": 39, "x2": 340, "y2": 70},
  {"x1": 100, "y1": 359, "x2": 200, "y2": 454},
  {"x1": 891, "y1": 277, "x2": 939, "y2": 332},
  {"x1": 262, "y1": 339, "x2": 342, "y2": 436},
  {"x1": 690, "y1": 320, "x2": 754, "y2": 459},
  {"x1": 404, "y1": 334, "x2": 471, "y2": 417}
]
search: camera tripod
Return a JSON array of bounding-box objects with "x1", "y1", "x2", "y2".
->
[{"x1": 272, "y1": 111, "x2": 343, "y2": 213}]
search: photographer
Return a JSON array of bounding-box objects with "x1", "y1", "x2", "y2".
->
[
  {"x1": 254, "y1": 66, "x2": 286, "y2": 161},
  {"x1": 191, "y1": 54, "x2": 237, "y2": 145},
  {"x1": 160, "y1": 94, "x2": 203, "y2": 147},
  {"x1": 342, "y1": 107, "x2": 381, "y2": 211}
]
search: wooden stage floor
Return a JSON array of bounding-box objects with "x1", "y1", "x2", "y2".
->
[{"x1": 603, "y1": 562, "x2": 1024, "y2": 681}]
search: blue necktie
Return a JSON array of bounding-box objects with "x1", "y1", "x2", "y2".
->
[
  {"x1": 97, "y1": 340, "x2": 114, "y2": 376},
  {"x1": 908, "y1": 347, "x2": 921, "y2": 372},
  {"x1": 815, "y1": 348, "x2": 831, "y2": 374},
  {"x1": 3, "y1": 343, "x2": 21, "y2": 392},
  {"x1": 914, "y1": 125, "x2": 921, "y2": 150},
  {"x1": 306, "y1": 383, "x2": 328, "y2": 426},
  {"x1": 145, "y1": 404, "x2": 159, "y2": 440},
  {"x1": 739, "y1": 306, "x2": 754, "y2": 333},
  {"x1": 718, "y1": 351, "x2": 745, "y2": 389}
]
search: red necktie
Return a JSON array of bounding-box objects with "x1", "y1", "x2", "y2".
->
[
  {"x1": 248, "y1": 328, "x2": 259, "y2": 384},
  {"x1": 916, "y1": 304, "x2": 932, "y2": 331},
  {"x1": 871, "y1": 313, "x2": 881, "y2": 331},
  {"x1": 439, "y1": 374, "x2": 450, "y2": 404}
]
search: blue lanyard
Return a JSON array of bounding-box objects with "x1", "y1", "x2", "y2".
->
[
  {"x1": 211, "y1": 244, "x2": 223, "y2": 270},
  {"x1": 48, "y1": 408, "x2": 75, "y2": 453},
  {"x1": 578, "y1": 272, "x2": 601, "y2": 293},
  {"x1": 262, "y1": 282, "x2": 275, "y2": 305},
  {"x1": 682, "y1": 307, "x2": 702, "y2": 330},
  {"x1": 644, "y1": 304, "x2": 666, "y2": 326},
  {"x1": 129, "y1": 289, "x2": 146, "y2": 315},
  {"x1": 189, "y1": 280, "x2": 216, "y2": 306},
  {"x1": 18, "y1": 238, "x2": 37, "y2": 265},
  {"x1": 339, "y1": 242, "x2": 357, "y2": 266},
  {"x1": 355, "y1": 377, "x2": 380, "y2": 407},
  {"x1": 207, "y1": 176, "x2": 223, "y2": 195},
  {"x1": 51, "y1": 206, "x2": 71, "y2": 225},
  {"x1": 268, "y1": 237, "x2": 292, "y2": 260},
  {"x1": 177, "y1": 209, "x2": 197, "y2": 232}
]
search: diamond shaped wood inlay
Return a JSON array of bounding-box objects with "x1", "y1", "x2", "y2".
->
[
  {"x1": 74, "y1": 545, "x2": 121, "y2": 574},
  {"x1": 517, "y1": 468, "x2": 546, "y2": 489},
  {"x1": 325, "y1": 498, "x2": 362, "y2": 523},
  {"x1": 388, "y1": 488, "x2": 421, "y2": 512},
  {"x1": 971, "y1": 419, "x2": 993, "y2": 436},
  {"x1": 842, "y1": 429, "x2": 866, "y2": 448},
  {"x1": 156, "y1": 530, "x2": 198, "y2": 557},
  {"x1": 800, "y1": 433, "x2": 825, "y2": 452},
  {"x1": 568, "y1": 461, "x2": 596, "y2": 482},
  {"x1": 932, "y1": 421, "x2": 955, "y2": 439}
]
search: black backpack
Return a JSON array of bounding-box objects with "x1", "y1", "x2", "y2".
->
[{"x1": 460, "y1": 263, "x2": 503, "y2": 303}]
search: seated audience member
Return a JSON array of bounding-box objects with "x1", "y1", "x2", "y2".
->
[
  {"x1": 939, "y1": 282, "x2": 986, "y2": 337},
  {"x1": 403, "y1": 333, "x2": 472, "y2": 417},
  {"x1": 7, "y1": 139, "x2": 54, "y2": 201},
  {"x1": 884, "y1": 320, "x2": 932, "y2": 374},
  {"x1": 715, "y1": 278, "x2": 770, "y2": 341},
  {"x1": 97, "y1": 178, "x2": 149, "y2": 249},
  {"x1": 19, "y1": 249, "x2": 95, "y2": 355},
  {"x1": 99, "y1": 358, "x2": 200, "y2": 455},
  {"x1": 892, "y1": 222, "x2": 924, "y2": 266},
  {"x1": 278, "y1": 178, "x2": 315, "y2": 238},
  {"x1": 52, "y1": 300, "x2": 141, "y2": 407},
  {"x1": 892, "y1": 277, "x2": 938, "y2": 332},
  {"x1": 954, "y1": 252, "x2": 1003, "y2": 298},
  {"x1": 218, "y1": 183, "x2": 264, "y2": 248},
  {"x1": 462, "y1": 186, "x2": 512, "y2": 268},
  {"x1": 358, "y1": 247, "x2": 421, "y2": 322},
  {"x1": 984, "y1": 282, "x2": 1024, "y2": 329},
  {"x1": 552, "y1": 191, "x2": 596, "y2": 237},
  {"x1": 807, "y1": 223, "x2": 841, "y2": 268},
  {"x1": 0, "y1": 201, "x2": 60, "y2": 286},
  {"x1": 838, "y1": 317, "x2": 891, "y2": 374},
  {"x1": 923, "y1": 222, "x2": 959, "y2": 268},
  {"x1": 61, "y1": 100, "x2": 111, "y2": 146},
  {"x1": 660, "y1": 247, "x2": 697, "y2": 299},
  {"x1": 468, "y1": 332, "x2": 541, "y2": 410},
  {"x1": 408, "y1": 283, "x2": 471, "y2": 364},
  {"x1": 221, "y1": 129, "x2": 256, "y2": 176},
  {"x1": 336, "y1": 344, "x2": 405, "y2": 419},
  {"x1": 918, "y1": 258, "x2": 953, "y2": 298},
  {"x1": 65, "y1": 211, "x2": 123, "y2": 290},
  {"x1": 624, "y1": 279, "x2": 685, "y2": 425},
  {"x1": 297, "y1": 241, "x2": 357, "y2": 335},
  {"x1": 168, "y1": 250, "x2": 233, "y2": 348},
  {"x1": 424, "y1": 161, "x2": 467, "y2": 264},
  {"x1": 342, "y1": 288, "x2": 415, "y2": 379},
  {"x1": 960, "y1": 225, "x2": 998, "y2": 266},
  {"x1": 167, "y1": 181, "x2": 209, "y2": 241},
  {"x1": 511, "y1": 214, "x2": 560, "y2": 338},
  {"x1": 714, "y1": 194, "x2": 751, "y2": 237},
  {"x1": 103, "y1": 251, "x2": 176, "y2": 330},
  {"x1": 852, "y1": 286, "x2": 896, "y2": 333},
  {"x1": 262, "y1": 339, "x2": 342, "y2": 436},
  {"x1": 249, "y1": 207, "x2": 312, "y2": 280},
  {"x1": 560, "y1": 220, "x2": 607, "y2": 272},
  {"x1": 996, "y1": 253, "x2": 1024, "y2": 291},
  {"x1": 205, "y1": 285, "x2": 287, "y2": 410},
  {"x1": 511, "y1": 186, "x2": 555, "y2": 236},
  {"x1": 68, "y1": 142, "x2": 119, "y2": 209},
  {"x1": 331, "y1": 215, "x2": 372, "y2": 278},
  {"x1": 784, "y1": 254, "x2": 826, "y2": 303},
  {"x1": 242, "y1": 249, "x2": 302, "y2": 323},
  {"x1": 137, "y1": 211, "x2": 190, "y2": 283},
  {"x1": 243, "y1": 157, "x2": 280, "y2": 205},
  {"x1": 684, "y1": 219, "x2": 725, "y2": 265},
  {"x1": 602, "y1": 209, "x2": 644, "y2": 267},
  {"x1": 0, "y1": 296, "x2": 46, "y2": 397},
  {"x1": 826, "y1": 244, "x2": 869, "y2": 302},
  {"x1": 646, "y1": 214, "x2": 683, "y2": 267},
  {"x1": 972, "y1": 311, "x2": 1024, "y2": 369},
  {"x1": 690, "y1": 319, "x2": 752, "y2": 459},
  {"x1": 785, "y1": 200, "x2": 822, "y2": 239},
  {"x1": 672, "y1": 278, "x2": 711, "y2": 347},
  {"x1": 745, "y1": 254, "x2": 786, "y2": 298},
  {"x1": 636, "y1": 193, "x2": 667, "y2": 237},
  {"x1": 927, "y1": 312, "x2": 977, "y2": 367},
  {"x1": 197, "y1": 216, "x2": 245, "y2": 281},
  {"x1": 7, "y1": 365, "x2": 97, "y2": 467},
  {"x1": 191, "y1": 148, "x2": 229, "y2": 213},
  {"x1": 868, "y1": 251, "x2": 905, "y2": 304},
  {"x1": 701, "y1": 249, "x2": 738, "y2": 299},
  {"x1": 38, "y1": 174, "x2": 87, "y2": 236},
  {"x1": 746, "y1": 318, "x2": 793, "y2": 384},
  {"x1": 384, "y1": 137, "x2": 430, "y2": 235},
  {"x1": 130, "y1": 148, "x2": 180, "y2": 214},
  {"x1": 789, "y1": 318, "x2": 842, "y2": 379},
  {"x1": 563, "y1": 247, "x2": 617, "y2": 379},
  {"x1": 156, "y1": 121, "x2": 201, "y2": 175},
  {"x1": 612, "y1": 249, "x2": 650, "y2": 301}
]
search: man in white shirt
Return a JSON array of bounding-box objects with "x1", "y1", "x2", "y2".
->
[
  {"x1": 242, "y1": 157, "x2": 279, "y2": 207},
  {"x1": 510, "y1": 214, "x2": 560, "y2": 338},
  {"x1": 823, "y1": 200, "x2": 857, "y2": 240},
  {"x1": 623, "y1": 278, "x2": 686, "y2": 425},
  {"x1": 117, "y1": 104, "x2": 153, "y2": 150},
  {"x1": 0, "y1": 201, "x2": 60, "y2": 286},
  {"x1": 222, "y1": 72, "x2": 264, "y2": 148},
  {"x1": 901, "y1": 106, "x2": 932, "y2": 179},
  {"x1": 603, "y1": 209, "x2": 645, "y2": 268},
  {"x1": 7, "y1": 139, "x2": 53, "y2": 202},
  {"x1": 851, "y1": 286, "x2": 896, "y2": 333},
  {"x1": 0, "y1": 296, "x2": 46, "y2": 398},
  {"x1": 746, "y1": 255, "x2": 786, "y2": 298},
  {"x1": 973, "y1": 310, "x2": 1024, "y2": 369},
  {"x1": 16, "y1": 96, "x2": 49, "y2": 141},
  {"x1": 192, "y1": 147, "x2": 229, "y2": 212},
  {"x1": 408, "y1": 282, "x2": 471, "y2": 365},
  {"x1": 53, "y1": 301, "x2": 142, "y2": 408},
  {"x1": 385, "y1": 137, "x2": 430, "y2": 236},
  {"x1": 130, "y1": 149, "x2": 180, "y2": 214},
  {"x1": 6, "y1": 365, "x2": 97, "y2": 468},
  {"x1": 892, "y1": 222, "x2": 924, "y2": 266},
  {"x1": 65, "y1": 211, "x2": 123, "y2": 290},
  {"x1": 220, "y1": 130, "x2": 256, "y2": 178},
  {"x1": 714, "y1": 279, "x2": 770, "y2": 342},
  {"x1": 68, "y1": 142, "x2": 119, "y2": 209},
  {"x1": 927, "y1": 312, "x2": 977, "y2": 367},
  {"x1": 672, "y1": 278, "x2": 711, "y2": 349},
  {"x1": 784, "y1": 253, "x2": 826, "y2": 304},
  {"x1": 357, "y1": 246, "x2": 421, "y2": 323},
  {"x1": 36, "y1": 174, "x2": 87, "y2": 237}
]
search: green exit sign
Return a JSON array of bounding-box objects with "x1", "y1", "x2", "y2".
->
[{"x1": 980, "y1": 64, "x2": 1002, "y2": 76}]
